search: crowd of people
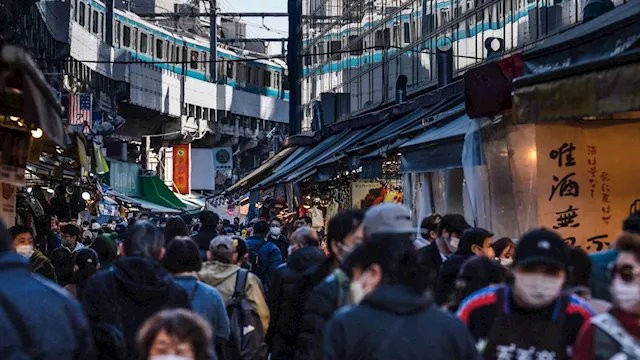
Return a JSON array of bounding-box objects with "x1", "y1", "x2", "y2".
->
[{"x1": 1, "y1": 204, "x2": 640, "y2": 360}]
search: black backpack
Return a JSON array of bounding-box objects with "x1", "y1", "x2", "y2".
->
[
  {"x1": 218, "y1": 269, "x2": 268, "y2": 360},
  {"x1": 247, "y1": 241, "x2": 269, "y2": 286}
]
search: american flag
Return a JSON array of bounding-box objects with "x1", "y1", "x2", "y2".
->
[{"x1": 69, "y1": 93, "x2": 93, "y2": 131}]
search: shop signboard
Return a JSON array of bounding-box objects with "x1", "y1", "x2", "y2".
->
[
  {"x1": 536, "y1": 122, "x2": 640, "y2": 252},
  {"x1": 351, "y1": 180, "x2": 403, "y2": 210},
  {"x1": 173, "y1": 144, "x2": 191, "y2": 194},
  {"x1": 213, "y1": 147, "x2": 232, "y2": 186},
  {"x1": 0, "y1": 183, "x2": 16, "y2": 226}
]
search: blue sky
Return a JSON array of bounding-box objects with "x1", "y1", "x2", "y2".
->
[{"x1": 218, "y1": 0, "x2": 288, "y2": 54}]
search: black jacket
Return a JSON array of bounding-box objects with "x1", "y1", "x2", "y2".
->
[
  {"x1": 268, "y1": 233, "x2": 290, "y2": 262},
  {"x1": 192, "y1": 227, "x2": 218, "y2": 260},
  {"x1": 266, "y1": 247, "x2": 330, "y2": 360},
  {"x1": 0, "y1": 253, "x2": 94, "y2": 360},
  {"x1": 293, "y1": 267, "x2": 350, "y2": 360},
  {"x1": 419, "y1": 242, "x2": 445, "y2": 281},
  {"x1": 324, "y1": 284, "x2": 478, "y2": 360},
  {"x1": 435, "y1": 253, "x2": 473, "y2": 306},
  {"x1": 81, "y1": 257, "x2": 191, "y2": 359}
]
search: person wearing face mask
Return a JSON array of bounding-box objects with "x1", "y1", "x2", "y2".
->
[
  {"x1": 293, "y1": 210, "x2": 364, "y2": 360},
  {"x1": 572, "y1": 233, "x2": 640, "y2": 360},
  {"x1": 457, "y1": 228, "x2": 594, "y2": 359},
  {"x1": 265, "y1": 227, "x2": 329, "y2": 360},
  {"x1": 60, "y1": 224, "x2": 86, "y2": 253},
  {"x1": 268, "y1": 217, "x2": 290, "y2": 262},
  {"x1": 436, "y1": 228, "x2": 495, "y2": 306},
  {"x1": 324, "y1": 209, "x2": 478, "y2": 360},
  {"x1": 420, "y1": 214, "x2": 470, "y2": 285},
  {"x1": 9, "y1": 225, "x2": 57, "y2": 283},
  {"x1": 492, "y1": 237, "x2": 516, "y2": 267},
  {"x1": 565, "y1": 246, "x2": 611, "y2": 314},
  {"x1": 415, "y1": 213, "x2": 442, "y2": 249},
  {"x1": 137, "y1": 309, "x2": 213, "y2": 360}
]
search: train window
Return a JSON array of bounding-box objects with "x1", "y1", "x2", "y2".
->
[
  {"x1": 87, "y1": 5, "x2": 91, "y2": 29},
  {"x1": 78, "y1": 2, "x2": 85, "y2": 26},
  {"x1": 166, "y1": 42, "x2": 170, "y2": 61},
  {"x1": 275, "y1": 73, "x2": 280, "y2": 90},
  {"x1": 393, "y1": 24, "x2": 399, "y2": 45},
  {"x1": 330, "y1": 41, "x2": 341, "y2": 59},
  {"x1": 123, "y1": 26, "x2": 131, "y2": 47},
  {"x1": 190, "y1": 50, "x2": 198, "y2": 69},
  {"x1": 317, "y1": 42, "x2": 324, "y2": 62},
  {"x1": 251, "y1": 118, "x2": 257, "y2": 130},
  {"x1": 349, "y1": 35, "x2": 362, "y2": 55},
  {"x1": 133, "y1": 28, "x2": 138, "y2": 50},
  {"x1": 263, "y1": 71, "x2": 272, "y2": 87},
  {"x1": 150, "y1": 35, "x2": 155, "y2": 57},
  {"x1": 312, "y1": 46, "x2": 317, "y2": 64},
  {"x1": 115, "y1": 21, "x2": 121, "y2": 46},
  {"x1": 203, "y1": 108, "x2": 209, "y2": 121},
  {"x1": 383, "y1": 29, "x2": 391, "y2": 48},
  {"x1": 100, "y1": 12, "x2": 105, "y2": 39},
  {"x1": 304, "y1": 52, "x2": 311, "y2": 66},
  {"x1": 92, "y1": 10, "x2": 98, "y2": 34},
  {"x1": 375, "y1": 31, "x2": 382, "y2": 48},
  {"x1": 247, "y1": 66, "x2": 252, "y2": 83},
  {"x1": 156, "y1": 39, "x2": 163, "y2": 59},
  {"x1": 182, "y1": 46, "x2": 187, "y2": 66},
  {"x1": 404, "y1": 23, "x2": 410, "y2": 43},
  {"x1": 73, "y1": 0, "x2": 78, "y2": 21},
  {"x1": 140, "y1": 33, "x2": 148, "y2": 54},
  {"x1": 227, "y1": 62, "x2": 234, "y2": 79},
  {"x1": 283, "y1": 75, "x2": 289, "y2": 90}
]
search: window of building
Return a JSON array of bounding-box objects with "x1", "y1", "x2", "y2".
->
[
  {"x1": 263, "y1": 70, "x2": 272, "y2": 87},
  {"x1": 79, "y1": 3, "x2": 85, "y2": 26},
  {"x1": 140, "y1": 33, "x2": 148, "y2": 54},
  {"x1": 115, "y1": 21, "x2": 121, "y2": 46},
  {"x1": 123, "y1": 26, "x2": 131, "y2": 47},
  {"x1": 349, "y1": 35, "x2": 363, "y2": 55},
  {"x1": 92, "y1": 10, "x2": 98, "y2": 34},
  {"x1": 156, "y1": 39, "x2": 163, "y2": 58},
  {"x1": 383, "y1": 28, "x2": 391, "y2": 48},
  {"x1": 403, "y1": 23, "x2": 410, "y2": 43},
  {"x1": 190, "y1": 50, "x2": 198, "y2": 69}
]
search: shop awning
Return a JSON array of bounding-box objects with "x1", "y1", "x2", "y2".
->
[
  {"x1": 139, "y1": 174, "x2": 187, "y2": 209},
  {"x1": 513, "y1": 50, "x2": 640, "y2": 123},
  {"x1": 225, "y1": 146, "x2": 299, "y2": 194},
  {"x1": 175, "y1": 192, "x2": 207, "y2": 211},
  {"x1": 130, "y1": 197, "x2": 182, "y2": 214},
  {"x1": 399, "y1": 114, "x2": 471, "y2": 173},
  {"x1": 522, "y1": 1, "x2": 640, "y2": 75}
]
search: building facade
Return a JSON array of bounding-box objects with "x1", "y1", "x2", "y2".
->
[{"x1": 295, "y1": 0, "x2": 624, "y2": 131}]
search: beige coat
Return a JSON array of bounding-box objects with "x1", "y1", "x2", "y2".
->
[{"x1": 198, "y1": 261, "x2": 270, "y2": 335}]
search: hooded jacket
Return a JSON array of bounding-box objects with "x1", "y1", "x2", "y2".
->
[
  {"x1": 0, "y1": 253, "x2": 93, "y2": 360},
  {"x1": 198, "y1": 260, "x2": 270, "y2": 335},
  {"x1": 30, "y1": 249, "x2": 57, "y2": 283},
  {"x1": 81, "y1": 257, "x2": 191, "y2": 359},
  {"x1": 266, "y1": 247, "x2": 331, "y2": 360},
  {"x1": 324, "y1": 284, "x2": 478, "y2": 360}
]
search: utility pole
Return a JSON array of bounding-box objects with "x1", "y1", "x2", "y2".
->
[{"x1": 210, "y1": 0, "x2": 217, "y2": 83}]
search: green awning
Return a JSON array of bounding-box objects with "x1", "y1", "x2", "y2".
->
[{"x1": 139, "y1": 174, "x2": 187, "y2": 209}]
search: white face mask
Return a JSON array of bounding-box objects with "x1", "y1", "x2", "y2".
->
[
  {"x1": 270, "y1": 226, "x2": 282, "y2": 236},
  {"x1": 611, "y1": 277, "x2": 640, "y2": 312},
  {"x1": 513, "y1": 272, "x2": 564, "y2": 308},
  {"x1": 149, "y1": 356, "x2": 193, "y2": 360},
  {"x1": 448, "y1": 236, "x2": 460, "y2": 252},
  {"x1": 350, "y1": 271, "x2": 371, "y2": 305},
  {"x1": 16, "y1": 245, "x2": 34, "y2": 258},
  {"x1": 500, "y1": 258, "x2": 513, "y2": 267}
]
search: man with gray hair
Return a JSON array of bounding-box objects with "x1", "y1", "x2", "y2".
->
[
  {"x1": 266, "y1": 227, "x2": 331, "y2": 359},
  {"x1": 81, "y1": 221, "x2": 191, "y2": 359}
]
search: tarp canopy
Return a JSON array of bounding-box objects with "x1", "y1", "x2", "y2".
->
[
  {"x1": 139, "y1": 174, "x2": 187, "y2": 210},
  {"x1": 131, "y1": 197, "x2": 182, "y2": 213},
  {"x1": 225, "y1": 146, "x2": 299, "y2": 194}
]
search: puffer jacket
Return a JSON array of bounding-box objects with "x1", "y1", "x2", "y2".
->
[
  {"x1": 293, "y1": 267, "x2": 350, "y2": 360},
  {"x1": 198, "y1": 260, "x2": 270, "y2": 335},
  {"x1": 266, "y1": 247, "x2": 331, "y2": 360},
  {"x1": 0, "y1": 252, "x2": 93, "y2": 360},
  {"x1": 30, "y1": 249, "x2": 57, "y2": 283}
]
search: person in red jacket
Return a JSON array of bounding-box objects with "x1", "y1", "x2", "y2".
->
[{"x1": 573, "y1": 232, "x2": 640, "y2": 360}]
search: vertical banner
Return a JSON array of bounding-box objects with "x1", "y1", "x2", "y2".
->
[
  {"x1": 536, "y1": 122, "x2": 640, "y2": 252},
  {"x1": 0, "y1": 184, "x2": 16, "y2": 226},
  {"x1": 213, "y1": 147, "x2": 233, "y2": 186},
  {"x1": 173, "y1": 144, "x2": 191, "y2": 195}
]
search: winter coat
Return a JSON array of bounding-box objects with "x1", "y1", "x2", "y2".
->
[
  {"x1": 266, "y1": 247, "x2": 331, "y2": 360},
  {"x1": 245, "y1": 235, "x2": 283, "y2": 292},
  {"x1": 435, "y1": 253, "x2": 473, "y2": 306},
  {"x1": 293, "y1": 267, "x2": 350, "y2": 360},
  {"x1": 198, "y1": 260, "x2": 270, "y2": 336},
  {"x1": 0, "y1": 253, "x2": 93, "y2": 360},
  {"x1": 174, "y1": 275, "x2": 230, "y2": 360},
  {"x1": 324, "y1": 284, "x2": 479, "y2": 360},
  {"x1": 30, "y1": 249, "x2": 57, "y2": 283},
  {"x1": 192, "y1": 227, "x2": 219, "y2": 260},
  {"x1": 81, "y1": 257, "x2": 192, "y2": 359},
  {"x1": 267, "y1": 233, "x2": 290, "y2": 262}
]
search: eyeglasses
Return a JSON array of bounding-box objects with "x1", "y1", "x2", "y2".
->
[{"x1": 609, "y1": 264, "x2": 640, "y2": 283}]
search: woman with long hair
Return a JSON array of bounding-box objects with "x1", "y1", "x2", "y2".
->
[
  {"x1": 64, "y1": 248, "x2": 100, "y2": 299},
  {"x1": 164, "y1": 216, "x2": 190, "y2": 246}
]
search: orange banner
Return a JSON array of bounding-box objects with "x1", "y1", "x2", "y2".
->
[{"x1": 173, "y1": 144, "x2": 190, "y2": 194}]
